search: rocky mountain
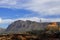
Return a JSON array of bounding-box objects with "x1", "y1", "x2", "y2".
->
[
  {"x1": 5, "y1": 20, "x2": 46, "y2": 34},
  {"x1": 0, "y1": 28, "x2": 5, "y2": 34},
  {"x1": 5, "y1": 20, "x2": 60, "y2": 34}
]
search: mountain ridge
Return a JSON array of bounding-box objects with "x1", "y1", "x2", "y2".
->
[{"x1": 3, "y1": 20, "x2": 60, "y2": 34}]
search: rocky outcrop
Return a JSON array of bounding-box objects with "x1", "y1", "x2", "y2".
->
[
  {"x1": 5, "y1": 20, "x2": 48, "y2": 34},
  {"x1": 5, "y1": 20, "x2": 60, "y2": 34}
]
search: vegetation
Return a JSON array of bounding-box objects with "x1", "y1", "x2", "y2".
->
[
  {"x1": 26, "y1": 22, "x2": 60, "y2": 39},
  {"x1": 0, "y1": 20, "x2": 60, "y2": 40}
]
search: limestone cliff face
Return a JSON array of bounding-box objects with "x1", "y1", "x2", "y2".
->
[
  {"x1": 5, "y1": 20, "x2": 47, "y2": 34},
  {"x1": 5, "y1": 20, "x2": 60, "y2": 34}
]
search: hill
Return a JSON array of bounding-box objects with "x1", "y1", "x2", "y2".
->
[
  {"x1": 4, "y1": 20, "x2": 60, "y2": 34},
  {"x1": 0, "y1": 28, "x2": 5, "y2": 34}
]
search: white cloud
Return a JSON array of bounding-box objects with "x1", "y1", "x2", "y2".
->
[
  {"x1": 0, "y1": 17, "x2": 60, "y2": 24},
  {"x1": 0, "y1": 0, "x2": 17, "y2": 5},
  {"x1": 0, "y1": 0, "x2": 60, "y2": 28},
  {"x1": 24, "y1": 0, "x2": 60, "y2": 15},
  {"x1": 40, "y1": 18, "x2": 60, "y2": 22},
  {"x1": 2, "y1": 19, "x2": 14, "y2": 23},
  {"x1": 0, "y1": 18, "x2": 2, "y2": 23},
  {"x1": 1, "y1": 17, "x2": 39, "y2": 24},
  {"x1": 16, "y1": 17, "x2": 40, "y2": 22},
  {"x1": 0, "y1": 18, "x2": 14, "y2": 24},
  {"x1": 0, "y1": 0, "x2": 60, "y2": 15}
]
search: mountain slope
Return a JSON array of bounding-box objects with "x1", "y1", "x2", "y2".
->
[
  {"x1": 0, "y1": 28, "x2": 5, "y2": 34},
  {"x1": 5, "y1": 20, "x2": 46, "y2": 34},
  {"x1": 5, "y1": 20, "x2": 60, "y2": 34}
]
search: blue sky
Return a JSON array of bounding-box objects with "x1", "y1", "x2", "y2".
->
[
  {"x1": 0, "y1": 8, "x2": 34, "y2": 18},
  {"x1": 0, "y1": 0, "x2": 60, "y2": 28}
]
